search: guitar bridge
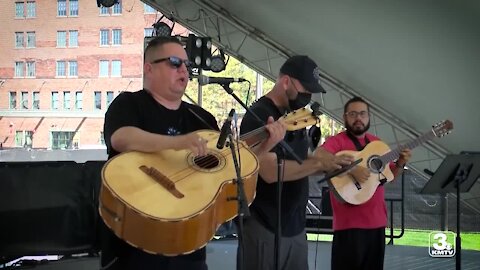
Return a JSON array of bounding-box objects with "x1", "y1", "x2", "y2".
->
[
  {"x1": 354, "y1": 180, "x2": 362, "y2": 190},
  {"x1": 139, "y1": 165, "x2": 184, "y2": 198}
]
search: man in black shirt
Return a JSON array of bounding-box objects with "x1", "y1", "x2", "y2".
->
[
  {"x1": 240, "y1": 55, "x2": 353, "y2": 270},
  {"x1": 101, "y1": 36, "x2": 286, "y2": 270}
]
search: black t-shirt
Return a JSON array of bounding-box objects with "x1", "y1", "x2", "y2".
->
[
  {"x1": 240, "y1": 96, "x2": 309, "y2": 237},
  {"x1": 101, "y1": 89, "x2": 218, "y2": 265},
  {"x1": 104, "y1": 89, "x2": 218, "y2": 159}
]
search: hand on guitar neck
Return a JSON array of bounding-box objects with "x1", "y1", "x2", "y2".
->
[{"x1": 251, "y1": 116, "x2": 287, "y2": 157}]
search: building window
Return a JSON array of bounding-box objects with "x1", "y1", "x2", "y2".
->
[
  {"x1": 144, "y1": 3, "x2": 156, "y2": 13},
  {"x1": 51, "y1": 131, "x2": 75, "y2": 150},
  {"x1": 26, "y1": 61, "x2": 35, "y2": 77},
  {"x1": 15, "y1": 2, "x2": 24, "y2": 18},
  {"x1": 75, "y1": 91, "x2": 83, "y2": 110},
  {"x1": 99, "y1": 60, "x2": 109, "y2": 77},
  {"x1": 15, "y1": 130, "x2": 33, "y2": 148},
  {"x1": 111, "y1": 60, "x2": 121, "y2": 77},
  {"x1": 26, "y1": 1, "x2": 36, "y2": 17},
  {"x1": 57, "y1": 0, "x2": 67, "y2": 16},
  {"x1": 112, "y1": 1, "x2": 122, "y2": 14},
  {"x1": 112, "y1": 29, "x2": 122, "y2": 45},
  {"x1": 69, "y1": 30, "x2": 78, "y2": 47},
  {"x1": 56, "y1": 61, "x2": 66, "y2": 76},
  {"x1": 100, "y1": 6, "x2": 109, "y2": 15},
  {"x1": 15, "y1": 32, "x2": 24, "y2": 48},
  {"x1": 100, "y1": 29, "x2": 109, "y2": 46},
  {"x1": 21, "y1": 91, "x2": 29, "y2": 109},
  {"x1": 57, "y1": 31, "x2": 67, "y2": 47},
  {"x1": 15, "y1": 62, "x2": 24, "y2": 77},
  {"x1": 51, "y1": 91, "x2": 59, "y2": 110},
  {"x1": 94, "y1": 91, "x2": 102, "y2": 110},
  {"x1": 68, "y1": 61, "x2": 78, "y2": 76},
  {"x1": 69, "y1": 0, "x2": 78, "y2": 16},
  {"x1": 63, "y1": 91, "x2": 71, "y2": 109},
  {"x1": 106, "y1": 91, "x2": 114, "y2": 107},
  {"x1": 100, "y1": 132, "x2": 105, "y2": 145},
  {"x1": 144, "y1": 28, "x2": 154, "y2": 38},
  {"x1": 99, "y1": 1, "x2": 122, "y2": 15},
  {"x1": 10, "y1": 92, "x2": 17, "y2": 109},
  {"x1": 32, "y1": 91, "x2": 40, "y2": 109},
  {"x1": 26, "y1": 32, "x2": 35, "y2": 48},
  {"x1": 58, "y1": 30, "x2": 77, "y2": 47},
  {"x1": 55, "y1": 60, "x2": 77, "y2": 77}
]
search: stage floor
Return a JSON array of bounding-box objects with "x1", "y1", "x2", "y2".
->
[{"x1": 3, "y1": 240, "x2": 479, "y2": 269}]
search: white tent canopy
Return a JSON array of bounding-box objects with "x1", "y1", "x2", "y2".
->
[{"x1": 144, "y1": 0, "x2": 480, "y2": 179}]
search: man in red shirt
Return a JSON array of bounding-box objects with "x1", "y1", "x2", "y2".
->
[{"x1": 321, "y1": 96, "x2": 412, "y2": 270}]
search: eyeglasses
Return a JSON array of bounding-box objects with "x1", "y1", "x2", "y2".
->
[
  {"x1": 150, "y1": 56, "x2": 192, "y2": 69},
  {"x1": 345, "y1": 111, "x2": 369, "y2": 118}
]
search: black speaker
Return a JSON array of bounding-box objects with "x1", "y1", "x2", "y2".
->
[{"x1": 0, "y1": 161, "x2": 104, "y2": 257}]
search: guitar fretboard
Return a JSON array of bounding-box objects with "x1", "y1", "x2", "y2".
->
[{"x1": 380, "y1": 130, "x2": 435, "y2": 164}]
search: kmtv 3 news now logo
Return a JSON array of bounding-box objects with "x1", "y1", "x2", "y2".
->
[{"x1": 429, "y1": 231, "x2": 456, "y2": 257}]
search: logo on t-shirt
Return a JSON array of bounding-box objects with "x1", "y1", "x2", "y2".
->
[{"x1": 167, "y1": 127, "x2": 181, "y2": 136}]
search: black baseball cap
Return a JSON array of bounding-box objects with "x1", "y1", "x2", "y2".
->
[{"x1": 280, "y1": 55, "x2": 326, "y2": 93}]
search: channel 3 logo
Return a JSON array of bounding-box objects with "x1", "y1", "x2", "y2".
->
[{"x1": 429, "y1": 231, "x2": 456, "y2": 258}]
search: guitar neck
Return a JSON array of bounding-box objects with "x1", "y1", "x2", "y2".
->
[
  {"x1": 239, "y1": 127, "x2": 269, "y2": 148},
  {"x1": 381, "y1": 130, "x2": 435, "y2": 163}
]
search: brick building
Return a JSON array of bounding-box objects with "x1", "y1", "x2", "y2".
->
[{"x1": 0, "y1": 0, "x2": 184, "y2": 150}]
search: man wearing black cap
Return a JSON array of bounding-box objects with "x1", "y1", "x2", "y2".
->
[{"x1": 239, "y1": 55, "x2": 353, "y2": 270}]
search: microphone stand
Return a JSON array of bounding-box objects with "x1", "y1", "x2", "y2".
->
[
  {"x1": 220, "y1": 83, "x2": 302, "y2": 270},
  {"x1": 226, "y1": 133, "x2": 250, "y2": 270},
  {"x1": 274, "y1": 146, "x2": 285, "y2": 270}
]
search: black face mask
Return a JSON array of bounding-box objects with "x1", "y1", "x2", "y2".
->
[{"x1": 288, "y1": 92, "x2": 312, "y2": 110}]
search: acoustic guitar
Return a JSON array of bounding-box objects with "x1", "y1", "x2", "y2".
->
[
  {"x1": 99, "y1": 107, "x2": 320, "y2": 256},
  {"x1": 328, "y1": 120, "x2": 453, "y2": 205}
]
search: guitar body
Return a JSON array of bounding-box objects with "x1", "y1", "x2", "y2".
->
[
  {"x1": 99, "y1": 130, "x2": 259, "y2": 256},
  {"x1": 327, "y1": 120, "x2": 453, "y2": 205},
  {"x1": 328, "y1": 140, "x2": 395, "y2": 205}
]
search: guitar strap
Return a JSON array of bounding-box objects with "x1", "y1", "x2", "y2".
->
[{"x1": 346, "y1": 131, "x2": 370, "y2": 151}]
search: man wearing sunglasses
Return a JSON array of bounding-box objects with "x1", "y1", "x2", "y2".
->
[
  {"x1": 239, "y1": 55, "x2": 354, "y2": 270},
  {"x1": 320, "y1": 96, "x2": 412, "y2": 270},
  {"x1": 101, "y1": 36, "x2": 286, "y2": 270}
]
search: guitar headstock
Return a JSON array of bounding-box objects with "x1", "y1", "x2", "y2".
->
[
  {"x1": 432, "y1": 120, "x2": 453, "y2": 137},
  {"x1": 281, "y1": 107, "x2": 320, "y2": 131}
]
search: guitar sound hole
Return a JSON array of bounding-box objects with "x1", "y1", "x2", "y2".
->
[
  {"x1": 368, "y1": 156, "x2": 384, "y2": 173},
  {"x1": 194, "y1": 154, "x2": 220, "y2": 169}
]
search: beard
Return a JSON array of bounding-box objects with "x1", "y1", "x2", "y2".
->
[{"x1": 345, "y1": 120, "x2": 370, "y2": 136}]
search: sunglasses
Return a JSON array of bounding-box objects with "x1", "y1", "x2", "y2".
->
[{"x1": 150, "y1": 56, "x2": 192, "y2": 69}]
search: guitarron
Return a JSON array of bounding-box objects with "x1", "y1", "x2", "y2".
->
[{"x1": 99, "y1": 106, "x2": 320, "y2": 256}]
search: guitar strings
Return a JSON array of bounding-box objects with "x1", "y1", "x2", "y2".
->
[
  {"x1": 165, "y1": 143, "x2": 248, "y2": 183},
  {"x1": 165, "y1": 127, "x2": 267, "y2": 182},
  {"x1": 156, "y1": 124, "x2": 275, "y2": 183}
]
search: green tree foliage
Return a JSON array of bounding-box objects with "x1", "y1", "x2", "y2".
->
[{"x1": 184, "y1": 57, "x2": 273, "y2": 126}]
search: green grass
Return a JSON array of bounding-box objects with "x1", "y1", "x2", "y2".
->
[{"x1": 307, "y1": 229, "x2": 480, "y2": 251}]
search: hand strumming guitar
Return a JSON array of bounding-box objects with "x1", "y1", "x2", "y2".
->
[
  {"x1": 313, "y1": 148, "x2": 355, "y2": 173},
  {"x1": 349, "y1": 166, "x2": 371, "y2": 183}
]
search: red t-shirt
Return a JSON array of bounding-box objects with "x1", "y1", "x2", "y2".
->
[{"x1": 322, "y1": 131, "x2": 391, "y2": 231}]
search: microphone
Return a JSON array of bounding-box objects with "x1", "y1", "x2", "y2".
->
[
  {"x1": 217, "y1": 109, "x2": 235, "y2": 149},
  {"x1": 198, "y1": 75, "x2": 246, "y2": 86}
]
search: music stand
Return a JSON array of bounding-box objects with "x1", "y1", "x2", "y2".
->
[{"x1": 420, "y1": 153, "x2": 480, "y2": 270}]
